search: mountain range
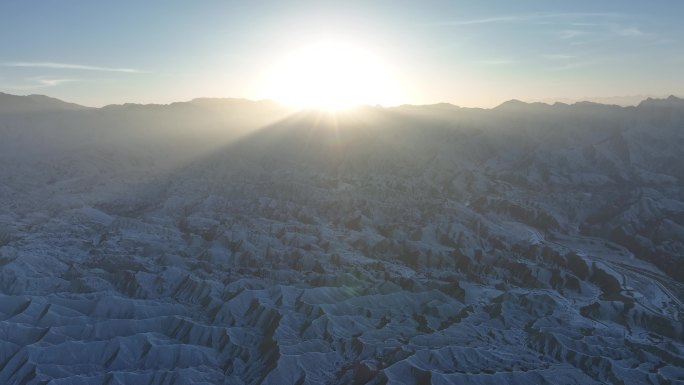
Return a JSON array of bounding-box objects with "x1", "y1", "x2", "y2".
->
[{"x1": 0, "y1": 92, "x2": 683, "y2": 384}]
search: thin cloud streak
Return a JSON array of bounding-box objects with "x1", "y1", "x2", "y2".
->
[
  {"x1": 430, "y1": 12, "x2": 625, "y2": 26},
  {"x1": 558, "y1": 30, "x2": 589, "y2": 39},
  {"x1": 0, "y1": 76, "x2": 79, "y2": 90},
  {"x1": 432, "y1": 16, "x2": 518, "y2": 26},
  {"x1": 3, "y1": 61, "x2": 143, "y2": 73},
  {"x1": 31, "y1": 77, "x2": 77, "y2": 86},
  {"x1": 615, "y1": 27, "x2": 644, "y2": 37}
]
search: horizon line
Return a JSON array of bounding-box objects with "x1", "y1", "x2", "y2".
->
[{"x1": 1, "y1": 90, "x2": 682, "y2": 111}]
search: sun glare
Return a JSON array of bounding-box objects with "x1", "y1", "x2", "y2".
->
[{"x1": 264, "y1": 41, "x2": 400, "y2": 110}]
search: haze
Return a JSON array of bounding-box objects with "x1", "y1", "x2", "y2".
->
[
  {"x1": 2, "y1": 0, "x2": 684, "y2": 107},
  {"x1": 1, "y1": 2, "x2": 684, "y2": 384}
]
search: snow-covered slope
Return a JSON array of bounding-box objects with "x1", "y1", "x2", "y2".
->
[{"x1": 0, "y1": 95, "x2": 683, "y2": 384}]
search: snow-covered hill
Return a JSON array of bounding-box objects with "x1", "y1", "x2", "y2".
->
[{"x1": 0, "y1": 94, "x2": 683, "y2": 384}]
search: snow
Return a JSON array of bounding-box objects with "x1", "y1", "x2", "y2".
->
[{"x1": 0, "y1": 95, "x2": 683, "y2": 384}]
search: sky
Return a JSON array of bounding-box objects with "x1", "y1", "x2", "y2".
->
[{"x1": 1, "y1": 0, "x2": 683, "y2": 108}]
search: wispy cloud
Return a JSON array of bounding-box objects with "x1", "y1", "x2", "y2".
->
[
  {"x1": 653, "y1": 38, "x2": 677, "y2": 45},
  {"x1": 3, "y1": 61, "x2": 142, "y2": 73},
  {"x1": 557, "y1": 29, "x2": 591, "y2": 40},
  {"x1": 430, "y1": 12, "x2": 625, "y2": 27},
  {"x1": 569, "y1": 22, "x2": 601, "y2": 27},
  {"x1": 557, "y1": 29, "x2": 590, "y2": 39},
  {"x1": 614, "y1": 26, "x2": 644, "y2": 37},
  {"x1": 560, "y1": 25, "x2": 647, "y2": 46},
  {"x1": 30, "y1": 77, "x2": 77, "y2": 86},
  {"x1": 432, "y1": 16, "x2": 519, "y2": 26},
  {"x1": 0, "y1": 76, "x2": 79, "y2": 90}
]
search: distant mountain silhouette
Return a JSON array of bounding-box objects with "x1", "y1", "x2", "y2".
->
[
  {"x1": 3, "y1": 91, "x2": 684, "y2": 115},
  {"x1": 1, "y1": 91, "x2": 684, "y2": 384},
  {"x1": 638, "y1": 94, "x2": 684, "y2": 108},
  {"x1": 0, "y1": 92, "x2": 90, "y2": 114}
]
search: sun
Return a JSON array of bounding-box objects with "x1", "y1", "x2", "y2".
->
[{"x1": 263, "y1": 41, "x2": 400, "y2": 110}]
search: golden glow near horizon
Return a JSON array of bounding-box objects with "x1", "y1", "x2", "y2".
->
[{"x1": 262, "y1": 41, "x2": 402, "y2": 110}]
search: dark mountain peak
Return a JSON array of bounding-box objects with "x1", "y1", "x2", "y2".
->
[
  {"x1": 390, "y1": 102, "x2": 463, "y2": 116},
  {"x1": 99, "y1": 98, "x2": 286, "y2": 112},
  {"x1": 100, "y1": 102, "x2": 160, "y2": 112},
  {"x1": 495, "y1": 99, "x2": 527, "y2": 109},
  {"x1": 638, "y1": 95, "x2": 684, "y2": 108},
  {"x1": 573, "y1": 101, "x2": 607, "y2": 107},
  {"x1": 0, "y1": 92, "x2": 89, "y2": 114},
  {"x1": 568, "y1": 101, "x2": 625, "y2": 112},
  {"x1": 190, "y1": 97, "x2": 251, "y2": 104},
  {"x1": 494, "y1": 99, "x2": 550, "y2": 111},
  {"x1": 419, "y1": 102, "x2": 461, "y2": 109}
]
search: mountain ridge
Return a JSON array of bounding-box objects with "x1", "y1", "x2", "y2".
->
[
  {"x1": 3, "y1": 91, "x2": 683, "y2": 114},
  {"x1": 0, "y1": 92, "x2": 91, "y2": 114},
  {"x1": 1, "y1": 89, "x2": 683, "y2": 384}
]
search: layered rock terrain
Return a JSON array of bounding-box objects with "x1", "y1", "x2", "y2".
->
[{"x1": 0, "y1": 93, "x2": 683, "y2": 384}]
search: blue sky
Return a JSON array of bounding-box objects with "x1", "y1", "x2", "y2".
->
[{"x1": 1, "y1": 0, "x2": 683, "y2": 107}]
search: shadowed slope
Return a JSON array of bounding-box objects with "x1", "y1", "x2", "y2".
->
[{"x1": 0, "y1": 94, "x2": 683, "y2": 384}]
